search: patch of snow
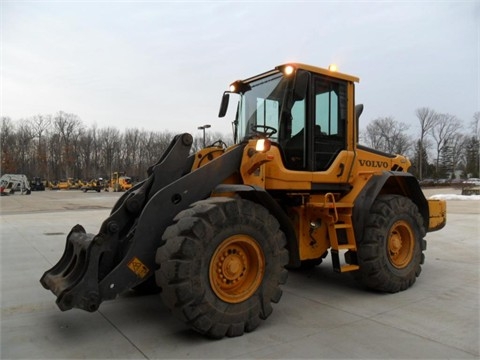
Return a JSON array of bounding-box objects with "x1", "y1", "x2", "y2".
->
[{"x1": 429, "y1": 194, "x2": 480, "y2": 201}]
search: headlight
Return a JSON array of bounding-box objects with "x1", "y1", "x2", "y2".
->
[{"x1": 255, "y1": 139, "x2": 271, "y2": 152}]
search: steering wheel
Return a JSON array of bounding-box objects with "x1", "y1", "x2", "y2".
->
[{"x1": 251, "y1": 125, "x2": 277, "y2": 138}]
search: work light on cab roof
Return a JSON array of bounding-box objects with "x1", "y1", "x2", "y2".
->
[
  {"x1": 328, "y1": 63, "x2": 338, "y2": 72},
  {"x1": 282, "y1": 64, "x2": 295, "y2": 75},
  {"x1": 229, "y1": 80, "x2": 251, "y2": 94}
]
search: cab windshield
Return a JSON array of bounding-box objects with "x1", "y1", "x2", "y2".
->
[{"x1": 236, "y1": 72, "x2": 293, "y2": 142}]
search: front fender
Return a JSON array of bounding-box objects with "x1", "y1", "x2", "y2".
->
[{"x1": 213, "y1": 184, "x2": 300, "y2": 268}]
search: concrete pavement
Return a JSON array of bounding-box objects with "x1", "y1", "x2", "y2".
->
[{"x1": 1, "y1": 189, "x2": 479, "y2": 359}]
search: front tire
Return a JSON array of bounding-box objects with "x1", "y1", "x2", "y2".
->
[
  {"x1": 156, "y1": 197, "x2": 288, "y2": 338},
  {"x1": 355, "y1": 195, "x2": 426, "y2": 293}
]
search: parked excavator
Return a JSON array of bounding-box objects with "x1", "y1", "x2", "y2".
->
[
  {"x1": 41, "y1": 63, "x2": 446, "y2": 339},
  {"x1": 0, "y1": 174, "x2": 31, "y2": 195}
]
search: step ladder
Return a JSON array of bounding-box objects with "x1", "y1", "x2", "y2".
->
[{"x1": 323, "y1": 193, "x2": 359, "y2": 273}]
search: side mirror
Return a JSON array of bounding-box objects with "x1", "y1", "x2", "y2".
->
[
  {"x1": 355, "y1": 104, "x2": 364, "y2": 122},
  {"x1": 218, "y1": 92, "x2": 230, "y2": 118},
  {"x1": 355, "y1": 104, "x2": 364, "y2": 143}
]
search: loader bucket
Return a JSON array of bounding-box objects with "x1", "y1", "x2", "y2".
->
[{"x1": 40, "y1": 225, "x2": 103, "y2": 311}]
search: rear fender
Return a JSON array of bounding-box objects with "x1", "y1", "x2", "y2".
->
[{"x1": 353, "y1": 172, "x2": 430, "y2": 243}]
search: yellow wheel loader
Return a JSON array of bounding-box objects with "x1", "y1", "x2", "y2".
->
[
  {"x1": 40, "y1": 63, "x2": 446, "y2": 339},
  {"x1": 81, "y1": 178, "x2": 105, "y2": 193},
  {"x1": 109, "y1": 172, "x2": 133, "y2": 192}
]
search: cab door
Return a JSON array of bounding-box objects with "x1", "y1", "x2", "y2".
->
[{"x1": 309, "y1": 74, "x2": 354, "y2": 186}]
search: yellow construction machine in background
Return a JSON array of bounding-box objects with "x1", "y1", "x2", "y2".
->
[{"x1": 107, "y1": 172, "x2": 133, "y2": 192}]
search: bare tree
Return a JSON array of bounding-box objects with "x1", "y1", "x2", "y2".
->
[
  {"x1": 468, "y1": 111, "x2": 480, "y2": 176},
  {"x1": 16, "y1": 120, "x2": 35, "y2": 174},
  {"x1": 471, "y1": 112, "x2": 480, "y2": 138},
  {"x1": 361, "y1": 122, "x2": 383, "y2": 150},
  {"x1": 123, "y1": 128, "x2": 142, "y2": 177},
  {"x1": 446, "y1": 133, "x2": 465, "y2": 178},
  {"x1": 53, "y1": 111, "x2": 83, "y2": 178},
  {"x1": 30, "y1": 114, "x2": 52, "y2": 179},
  {"x1": 362, "y1": 117, "x2": 412, "y2": 155},
  {"x1": 191, "y1": 131, "x2": 230, "y2": 153},
  {"x1": 415, "y1": 108, "x2": 438, "y2": 179},
  {"x1": 98, "y1": 127, "x2": 121, "y2": 179},
  {"x1": 77, "y1": 128, "x2": 96, "y2": 180},
  {"x1": 48, "y1": 133, "x2": 62, "y2": 180},
  {"x1": 71, "y1": 127, "x2": 85, "y2": 179},
  {"x1": 1, "y1": 117, "x2": 17, "y2": 173},
  {"x1": 430, "y1": 113, "x2": 463, "y2": 175},
  {"x1": 89, "y1": 125, "x2": 103, "y2": 178}
]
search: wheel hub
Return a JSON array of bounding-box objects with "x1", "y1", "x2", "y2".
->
[
  {"x1": 389, "y1": 233, "x2": 402, "y2": 255},
  {"x1": 388, "y1": 220, "x2": 414, "y2": 269},
  {"x1": 217, "y1": 247, "x2": 246, "y2": 283},
  {"x1": 210, "y1": 235, "x2": 265, "y2": 303}
]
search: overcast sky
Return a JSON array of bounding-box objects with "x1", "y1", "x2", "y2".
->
[{"x1": 2, "y1": 1, "x2": 479, "y2": 140}]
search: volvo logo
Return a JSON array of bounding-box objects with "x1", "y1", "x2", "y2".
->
[{"x1": 358, "y1": 159, "x2": 389, "y2": 168}]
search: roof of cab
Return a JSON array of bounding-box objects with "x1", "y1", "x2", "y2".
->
[
  {"x1": 241, "y1": 63, "x2": 360, "y2": 84},
  {"x1": 284, "y1": 63, "x2": 360, "y2": 83}
]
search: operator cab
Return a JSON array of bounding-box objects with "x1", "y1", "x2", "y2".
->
[{"x1": 219, "y1": 63, "x2": 358, "y2": 172}]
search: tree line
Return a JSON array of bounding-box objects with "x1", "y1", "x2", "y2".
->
[
  {"x1": 1, "y1": 111, "x2": 229, "y2": 183},
  {"x1": 1, "y1": 108, "x2": 479, "y2": 183},
  {"x1": 360, "y1": 108, "x2": 479, "y2": 180}
]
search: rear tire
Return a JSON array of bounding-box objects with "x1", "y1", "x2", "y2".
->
[
  {"x1": 156, "y1": 197, "x2": 288, "y2": 338},
  {"x1": 355, "y1": 195, "x2": 426, "y2": 293}
]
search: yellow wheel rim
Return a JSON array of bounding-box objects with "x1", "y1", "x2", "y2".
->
[
  {"x1": 388, "y1": 220, "x2": 415, "y2": 269},
  {"x1": 209, "y1": 235, "x2": 265, "y2": 303}
]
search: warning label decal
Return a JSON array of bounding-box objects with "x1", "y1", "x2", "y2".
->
[{"x1": 127, "y1": 257, "x2": 150, "y2": 279}]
